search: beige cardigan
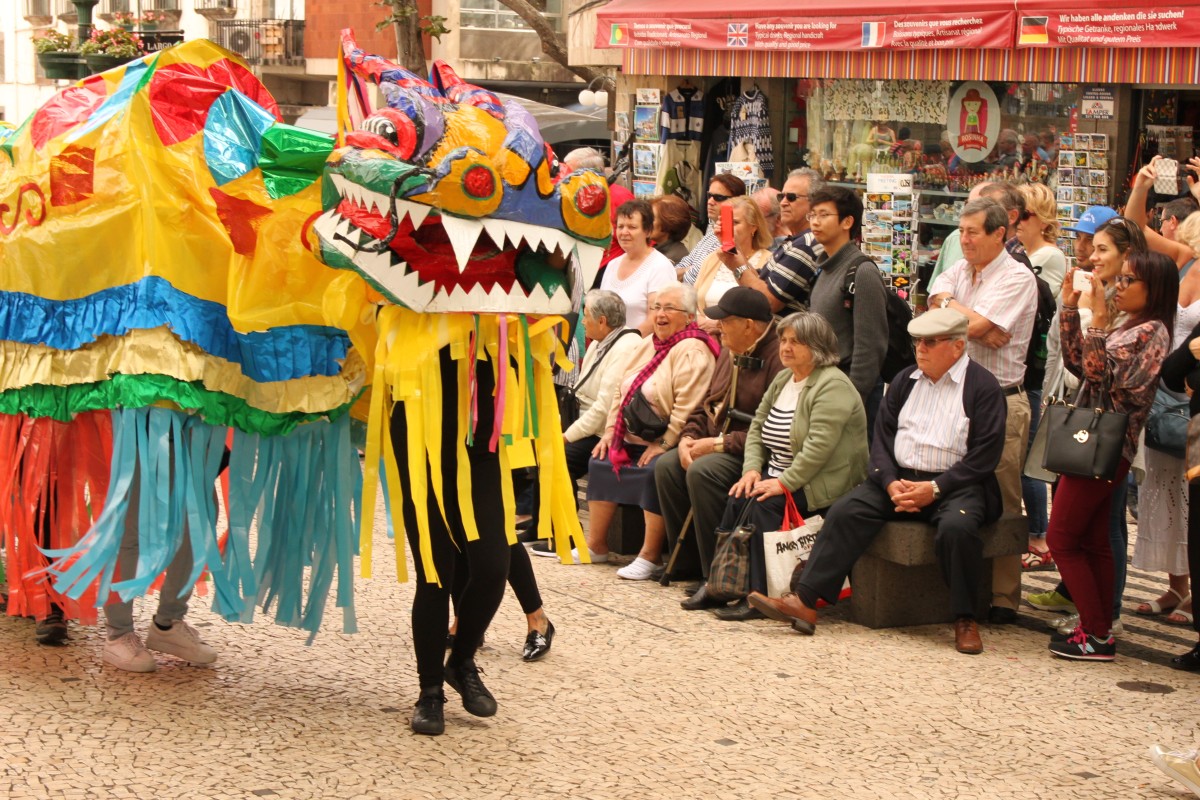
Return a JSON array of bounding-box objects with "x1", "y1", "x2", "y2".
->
[{"x1": 604, "y1": 335, "x2": 716, "y2": 450}]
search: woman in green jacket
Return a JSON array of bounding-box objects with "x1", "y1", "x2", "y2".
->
[{"x1": 711, "y1": 311, "x2": 870, "y2": 619}]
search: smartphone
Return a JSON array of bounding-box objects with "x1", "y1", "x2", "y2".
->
[
  {"x1": 1072, "y1": 269, "x2": 1094, "y2": 294},
  {"x1": 720, "y1": 204, "x2": 736, "y2": 253},
  {"x1": 1157, "y1": 157, "x2": 1179, "y2": 178}
]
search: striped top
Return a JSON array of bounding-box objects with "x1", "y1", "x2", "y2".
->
[
  {"x1": 893, "y1": 353, "x2": 970, "y2": 473},
  {"x1": 761, "y1": 376, "x2": 806, "y2": 477}
]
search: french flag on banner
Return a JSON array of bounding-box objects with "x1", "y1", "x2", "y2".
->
[{"x1": 861, "y1": 22, "x2": 885, "y2": 48}]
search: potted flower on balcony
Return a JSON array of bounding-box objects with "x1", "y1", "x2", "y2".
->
[
  {"x1": 34, "y1": 30, "x2": 84, "y2": 81},
  {"x1": 81, "y1": 28, "x2": 145, "y2": 75},
  {"x1": 139, "y1": 10, "x2": 168, "y2": 31},
  {"x1": 111, "y1": 11, "x2": 136, "y2": 31}
]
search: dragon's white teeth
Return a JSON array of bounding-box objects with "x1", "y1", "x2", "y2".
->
[
  {"x1": 398, "y1": 200, "x2": 431, "y2": 230},
  {"x1": 333, "y1": 216, "x2": 354, "y2": 240},
  {"x1": 329, "y1": 174, "x2": 351, "y2": 196},
  {"x1": 573, "y1": 242, "x2": 604, "y2": 287},
  {"x1": 440, "y1": 214, "x2": 485, "y2": 273},
  {"x1": 481, "y1": 219, "x2": 510, "y2": 250}
]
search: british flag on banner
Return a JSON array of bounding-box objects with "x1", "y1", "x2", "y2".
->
[{"x1": 727, "y1": 22, "x2": 749, "y2": 47}]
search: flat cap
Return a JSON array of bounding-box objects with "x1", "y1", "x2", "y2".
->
[{"x1": 908, "y1": 308, "x2": 968, "y2": 338}]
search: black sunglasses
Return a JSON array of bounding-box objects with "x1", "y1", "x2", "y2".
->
[
  {"x1": 779, "y1": 192, "x2": 808, "y2": 203},
  {"x1": 709, "y1": 192, "x2": 732, "y2": 203}
]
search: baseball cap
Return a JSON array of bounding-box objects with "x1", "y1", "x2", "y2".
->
[
  {"x1": 1063, "y1": 206, "x2": 1118, "y2": 235},
  {"x1": 703, "y1": 287, "x2": 773, "y2": 323}
]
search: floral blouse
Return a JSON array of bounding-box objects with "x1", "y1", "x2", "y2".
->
[{"x1": 1060, "y1": 307, "x2": 1169, "y2": 464}]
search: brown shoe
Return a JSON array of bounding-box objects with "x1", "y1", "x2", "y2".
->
[
  {"x1": 747, "y1": 592, "x2": 818, "y2": 635},
  {"x1": 954, "y1": 618, "x2": 983, "y2": 655}
]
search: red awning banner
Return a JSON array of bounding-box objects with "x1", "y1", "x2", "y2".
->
[
  {"x1": 1014, "y1": 0, "x2": 1200, "y2": 48},
  {"x1": 595, "y1": 0, "x2": 1017, "y2": 51}
]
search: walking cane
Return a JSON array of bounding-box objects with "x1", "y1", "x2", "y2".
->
[{"x1": 660, "y1": 509, "x2": 694, "y2": 586}]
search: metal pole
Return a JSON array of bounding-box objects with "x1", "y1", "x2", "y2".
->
[{"x1": 73, "y1": 0, "x2": 99, "y2": 43}]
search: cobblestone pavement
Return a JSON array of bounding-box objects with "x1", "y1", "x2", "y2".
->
[{"x1": 2, "y1": 497, "x2": 1199, "y2": 800}]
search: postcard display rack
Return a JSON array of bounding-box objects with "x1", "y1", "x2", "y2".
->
[
  {"x1": 1053, "y1": 132, "x2": 1110, "y2": 268},
  {"x1": 863, "y1": 172, "x2": 917, "y2": 302}
]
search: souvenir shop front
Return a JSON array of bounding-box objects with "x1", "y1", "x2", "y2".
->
[{"x1": 595, "y1": 0, "x2": 1200, "y2": 292}]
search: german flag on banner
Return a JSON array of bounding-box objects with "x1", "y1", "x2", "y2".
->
[
  {"x1": 610, "y1": 23, "x2": 629, "y2": 46},
  {"x1": 1019, "y1": 16, "x2": 1049, "y2": 45}
]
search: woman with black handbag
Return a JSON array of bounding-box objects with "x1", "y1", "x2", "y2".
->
[
  {"x1": 1047, "y1": 250, "x2": 1178, "y2": 661},
  {"x1": 582, "y1": 284, "x2": 719, "y2": 579}
]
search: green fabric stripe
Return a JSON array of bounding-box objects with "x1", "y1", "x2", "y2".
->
[{"x1": 0, "y1": 374, "x2": 356, "y2": 437}]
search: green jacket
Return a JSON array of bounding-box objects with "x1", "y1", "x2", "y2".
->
[{"x1": 742, "y1": 365, "x2": 869, "y2": 510}]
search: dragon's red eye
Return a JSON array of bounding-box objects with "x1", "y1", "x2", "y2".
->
[
  {"x1": 575, "y1": 184, "x2": 606, "y2": 217},
  {"x1": 463, "y1": 164, "x2": 496, "y2": 199}
]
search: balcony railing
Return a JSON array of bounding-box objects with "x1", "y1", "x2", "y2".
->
[
  {"x1": 195, "y1": 0, "x2": 236, "y2": 19},
  {"x1": 24, "y1": 0, "x2": 54, "y2": 26},
  {"x1": 209, "y1": 19, "x2": 304, "y2": 66}
]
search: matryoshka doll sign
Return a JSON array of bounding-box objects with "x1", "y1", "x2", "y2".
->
[{"x1": 947, "y1": 82, "x2": 1000, "y2": 164}]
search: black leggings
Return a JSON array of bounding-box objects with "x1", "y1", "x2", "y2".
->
[
  {"x1": 1190, "y1": 484, "x2": 1200, "y2": 636},
  {"x1": 452, "y1": 541, "x2": 543, "y2": 618},
  {"x1": 390, "y1": 349, "x2": 512, "y2": 690}
]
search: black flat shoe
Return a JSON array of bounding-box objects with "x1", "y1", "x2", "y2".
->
[
  {"x1": 444, "y1": 659, "x2": 497, "y2": 717},
  {"x1": 522, "y1": 620, "x2": 555, "y2": 662},
  {"x1": 411, "y1": 688, "x2": 445, "y2": 736},
  {"x1": 35, "y1": 610, "x2": 68, "y2": 645},
  {"x1": 712, "y1": 600, "x2": 765, "y2": 621},
  {"x1": 681, "y1": 585, "x2": 728, "y2": 611},
  {"x1": 1170, "y1": 645, "x2": 1200, "y2": 672}
]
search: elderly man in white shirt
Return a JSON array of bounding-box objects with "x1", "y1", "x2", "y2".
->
[{"x1": 928, "y1": 197, "x2": 1038, "y2": 623}]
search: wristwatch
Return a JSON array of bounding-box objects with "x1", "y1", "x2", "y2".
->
[
  {"x1": 939, "y1": 297, "x2": 953, "y2": 309},
  {"x1": 930, "y1": 480, "x2": 941, "y2": 498},
  {"x1": 733, "y1": 264, "x2": 748, "y2": 281}
]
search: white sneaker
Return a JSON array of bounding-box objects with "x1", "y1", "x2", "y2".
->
[
  {"x1": 103, "y1": 632, "x2": 157, "y2": 673},
  {"x1": 1054, "y1": 614, "x2": 1123, "y2": 636},
  {"x1": 570, "y1": 547, "x2": 609, "y2": 564},
  {"x1": 616, "y1": 556, "x2": 658, "y2": 580},
  {"x1": 1148, "y1": 744, "x2": 1200, "y2": 797},
  {"x1": 145, "y1": 620, "x2": 218, "y2": 665}
]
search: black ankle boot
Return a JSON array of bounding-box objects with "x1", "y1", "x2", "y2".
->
[
  {"x1": 444, "y1": 659, "x2": 497, "y2": 717},
  {"x1": 1170, "y1": 644, "x2": 1200, "y2": 672},
  {"x1": 410, "y1": 687, "x2": 445, "y2": 735}
]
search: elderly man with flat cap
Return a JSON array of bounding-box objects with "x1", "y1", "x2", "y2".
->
[
  {"x1": 748, "y1": 308, "x2": 1007, "y2": 654},
  {"x1": 655, "y1": 287, "x2": 784, "y2": 604}
]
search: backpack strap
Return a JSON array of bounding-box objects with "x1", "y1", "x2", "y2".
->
[
  {"x1": 573, "y1": 328, "x2": 639, "y2": 392},
  {"x1": 841, "y1": 253, "x2": 876, "y2": 310}
]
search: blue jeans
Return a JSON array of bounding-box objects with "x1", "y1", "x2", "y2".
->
[{"x1": 1021, "y1": 389, "x2": 1048, "y2": 537}]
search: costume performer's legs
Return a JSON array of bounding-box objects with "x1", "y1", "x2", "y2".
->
[{"x1": 390, "y1": 349, "x2": 511, "y2": 691}]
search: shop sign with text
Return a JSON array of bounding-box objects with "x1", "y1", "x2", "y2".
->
[
  {"x1": 598, "y1": 13, "x2": 1015, "y2": 51},
  {"x1": 1016, "y1": 7, "x2": 1200, "y2": 47},
  {"x1": 946, "y1": 82, "x2": 1001, "y2": 165}
]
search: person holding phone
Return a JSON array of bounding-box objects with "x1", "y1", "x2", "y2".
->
[{"x1": 692, "y1": 197, "x2": 775, "y2": 335}]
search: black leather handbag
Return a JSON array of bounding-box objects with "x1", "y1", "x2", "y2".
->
[
  {"x1": 1041, "y1": 375, "x2": 1128, "y2": 481},
  {"x1": 622, "y1": 390, "x2": 669, "y2": 442}
]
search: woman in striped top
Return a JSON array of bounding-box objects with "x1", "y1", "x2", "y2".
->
[{"x1": 711, "y1": 312, "x2": 870, "y2": 618}]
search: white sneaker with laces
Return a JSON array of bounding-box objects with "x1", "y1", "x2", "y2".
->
[
  {"x1": 616, "y1": 556, "x2": 658, "y2": 580},
  {"x1": 103, "y1": 632, "x2": 157, "y2": 673},
  {"x1": 145, "y1": 620, "x2": 218, "y2": 664},
  {"x1": 570, "y1": 547, "x2": 609, "y2": 564},
  {"x1": 1148, "y1": 744, "x2": 1200, "y2": 797}
]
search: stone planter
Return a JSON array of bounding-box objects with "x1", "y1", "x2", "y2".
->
[
  {"x1": 37, "y1": 52, "x2": 86, "y2": 80},
  {"x1": 84, "y1": 53, "x2": 128, "y2": 75}
]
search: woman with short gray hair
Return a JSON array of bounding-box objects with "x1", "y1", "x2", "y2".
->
[{"x1": 705, "y1": 311, "x2": 869, "y2": 619}]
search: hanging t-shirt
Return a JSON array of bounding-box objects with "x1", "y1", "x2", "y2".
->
[
  {"x1": 660, "y1": 87, "x2": 705, "y2": 142},
  {"x1": 728, "y1": 88, "x2": 774, "y2": 178}
]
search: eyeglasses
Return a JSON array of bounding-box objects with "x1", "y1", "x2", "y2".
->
[
  {"x1": 780, "y1": 192, "x2": 808, "y2": 203},
  {"x1": 1114, "y1": 274, "x2": 1143, "y2": 288},
  {"x1": 709, "y1": 192, "x2": 732, "y2": 203},
  {"x1": 806, "y1": 211, "x2": 837, "y2": 222},
  {"x1": 650, "y1": 304, "x2": 687, "y2": 314},
  {"x1": 912, "y1": 336, "x2": 955, "y2": 348}
]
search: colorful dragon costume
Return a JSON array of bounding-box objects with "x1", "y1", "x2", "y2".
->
[{"x1": 0, "y1": 33, "x2": 608, "y2": 639}]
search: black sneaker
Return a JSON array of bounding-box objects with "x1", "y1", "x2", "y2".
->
[
  {"x1": 1048, "y1": 628, "x2": 1116, "y2": 661},
  {"x1": 444, "y1": 659, "x2": 497, "y2": 717},
  {"x1": 410, "y1": 688, "x2": 445, "y2": 736},
  {"x1": 35, "y1": 608, "x2": 68, "y2": 645},
  {"x1": 529, "y1": 540, "x2": 556, "y2": 558}
]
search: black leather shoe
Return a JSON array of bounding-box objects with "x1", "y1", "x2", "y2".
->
[
  {"x1": 410, "y1": 688, "x2": 445, "y2": 736},
  {"x1": 35, "y1": 608, "x2": 68, "y2": 645},
  {"x1": 522, "y1": 620, "x2": 555, "y2": 662},
  {"x1": 681, "y1": 584, "x2": 728, "y2": 611},
  {"x1": 712, "y1": 600, "x2": 766, "y2": 621},
  {"x1": 444, "y1": 659, "x2": 497, "y2": 717},
  {"x1": 988, "y1": 606, "x2": 1018, "y2": 625},
  {"x1": 1171, "y1": 645, "x2": 1200, "y2": 672}
]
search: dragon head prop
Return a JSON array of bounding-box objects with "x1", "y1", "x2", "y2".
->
[{"x1": 309, "y1": 31, "x2": 611, "y2": 315}]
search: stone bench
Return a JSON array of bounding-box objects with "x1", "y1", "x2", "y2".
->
[
  {"x1": 849, "y1": 513, "x2": 1027, "y2": 629},
  {"x1": 575, "y1": 477, "x2": 645, "y2": 556}
]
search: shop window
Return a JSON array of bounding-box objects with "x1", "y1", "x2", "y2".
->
[{"x1": 461, "y1": 0, "x2": 561, "y2": 33}]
